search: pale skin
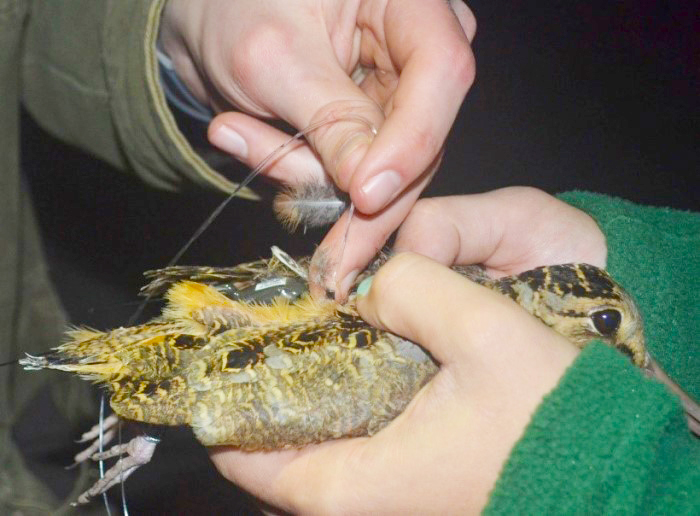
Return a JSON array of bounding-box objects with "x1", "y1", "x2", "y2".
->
[
  {"x1": 159, "y1": 0, "x2": 477, "y2": 299},
  {"x1": 209, "y1": 188, "x2": 608, "y2": 514}
]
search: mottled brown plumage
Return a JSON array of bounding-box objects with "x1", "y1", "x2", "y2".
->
[
  {"x1": 21, "y1": 251, "x2": 647, "y2": 447},
  {"x1": 19, "y1": 251, "x2": 648, "y2": 503}
]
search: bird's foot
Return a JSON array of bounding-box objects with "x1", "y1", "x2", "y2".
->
[{"x1": 71, "y1": 434, "x2": 160, "y2": 505}]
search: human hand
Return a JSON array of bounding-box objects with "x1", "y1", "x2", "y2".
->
[
  {"x1": 209, "y1": 253, "x2": 579, "y2": 514},
  {"x1": 394, "y1": 187, "x2": 608, "y2": 276},
  {"x1": 159, "y1": 0, "x2": 476, "y2": 298}
]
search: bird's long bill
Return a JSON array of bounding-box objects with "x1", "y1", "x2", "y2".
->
[{"x1": 646, "y1": 356, "x2": 700, "y2": 437}]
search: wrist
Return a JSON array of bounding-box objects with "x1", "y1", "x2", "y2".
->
[
  {"x1": 156, "y1": 40, "x2": 213, "y2": 123},
  {"x1": 159, "y1": 0, "x2": 211, "y2": 108}
]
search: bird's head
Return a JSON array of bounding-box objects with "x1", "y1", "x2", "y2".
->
[{"x1": 497, "y1": 264, "x2": 648, "y2": 367}]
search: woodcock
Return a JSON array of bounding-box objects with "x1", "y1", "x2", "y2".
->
[{"x1": 20, "y1": 247, "x2": 650, "y2": 503}]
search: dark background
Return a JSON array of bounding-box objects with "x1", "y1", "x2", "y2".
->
[{"x1": 19, "y1": 1, "x2": 699, "y2": 514}]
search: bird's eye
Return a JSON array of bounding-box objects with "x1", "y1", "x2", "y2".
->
[{"x1": 591, "y1": 309, "x2": 621, "y2": 336}]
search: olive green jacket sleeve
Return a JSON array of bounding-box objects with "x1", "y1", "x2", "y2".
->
[
  {"x1": 2, "y1": 3, "x2": 258, "y2": 511},
  {"x1": 485, "y1": 192, "x2": 700, "y2": 514},
  {"x1": 21, "y1": 0, "x2": 257, "y2": 198}
]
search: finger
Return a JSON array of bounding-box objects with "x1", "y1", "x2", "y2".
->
[
  {"x1": 356, "y1": 252, "x2": 512, "y2": 366},
  {"x1": 208, "y1": 112, "x2": 326, "y2": 185},
  {"x1": 209, "y1": 439, "x2": 365, "y2": 514},
  {"x1": 308, "y1": 160, "x2": 436, "y2": 299},
  {"x1": 356, "y1": 252, "x2": 579, "y2": 388},
  {"x1": 348, "y1": 0, "x2": 475, "y2": 213},
  {"x1": 209, "y1": 447, "x2": 296, "y2": 508},
  {"x1": 209, "y1": 446, "x2": 309, "y2": 513},
  {"x1": 394, "y1": 194, "x2": 504, "y2": 268},
  {"x1": 450, "y1": 0, "x2": 477, "y2": 42},
  {"x1": 394, "y1": 188, "x2": 607, "y2": 274}
]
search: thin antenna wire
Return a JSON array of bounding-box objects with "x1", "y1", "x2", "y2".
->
[
  {"x1": 168, "y1": 112, "x2": 376, "y2": 267},
  {"x1": 110, "y1": 105, "x2": 379, "y2": 512},
  {"x1": 128, "y1": 109, "x2": 379, "y2": 325},
  {"x1": 98, "y1": 394, "x2": 113, "y2": 516},
  {"x1": 118, "y1": 420, "x2": 129, "y2": 516}
]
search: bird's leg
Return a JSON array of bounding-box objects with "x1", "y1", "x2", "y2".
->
[{"x1": 72, "y1": 433, "x2": 160, "y2": 505}]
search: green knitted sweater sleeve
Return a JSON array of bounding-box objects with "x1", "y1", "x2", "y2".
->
[
  {"x1": 484, "y1": 192, "x2": 700, "y2": 514},
  {"x1": 559, "y1": 191, "x2": 699, "y2": 401}
]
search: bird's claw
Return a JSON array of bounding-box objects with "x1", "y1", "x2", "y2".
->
[{"x1": 71, "y1": 433, "x2": 160, "y2": 505}]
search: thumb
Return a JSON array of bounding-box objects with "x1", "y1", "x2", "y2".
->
[
  {"x1": 355, "y1": 252, "x2": 515, "y2": 366},
  {"x1": 355, "y1": 253, "x2": 579, "y2": 386}
]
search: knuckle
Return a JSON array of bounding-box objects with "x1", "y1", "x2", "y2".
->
[
  {"x1": 518, "y1": 185, "x2": 549, "y2": 199},
  {"x1": 499, "y1": 186, "x2": 552, "y2": 206},
  {"x1": 397, "y1": 199, "x2": 449, "y2": 246},
  {"x1": 444, "y1": 40, "x2": 476, "y2": 90},
  {"x1": 235, "y1": 21, "x2": 290, "y2": 62},
  {"x1": 405, "y1": 197, "x2": 446, "y2": 225},
  {"x1": 225, "y1": 21, "x2": 292, "y2": 87},
  {"x1": 373, "y1": 252, "x2": 425, "y2": 296},
  {"x1": 308, "y1": 103, "x2": 384, "y2": 186},
  {"x1": 401, "y1": 125, "x2": 441, "y2": 164}
]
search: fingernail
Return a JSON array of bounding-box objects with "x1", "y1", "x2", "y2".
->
[
  {"x1": 360, "y1": 170, "x2": 401, "y2": 212},
  {"x1": 356, "y1": 275, "x2": 373, "y2": 297},
  {"x1": 210, "y1": 125, "x2": 248, "y2": 158}
]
